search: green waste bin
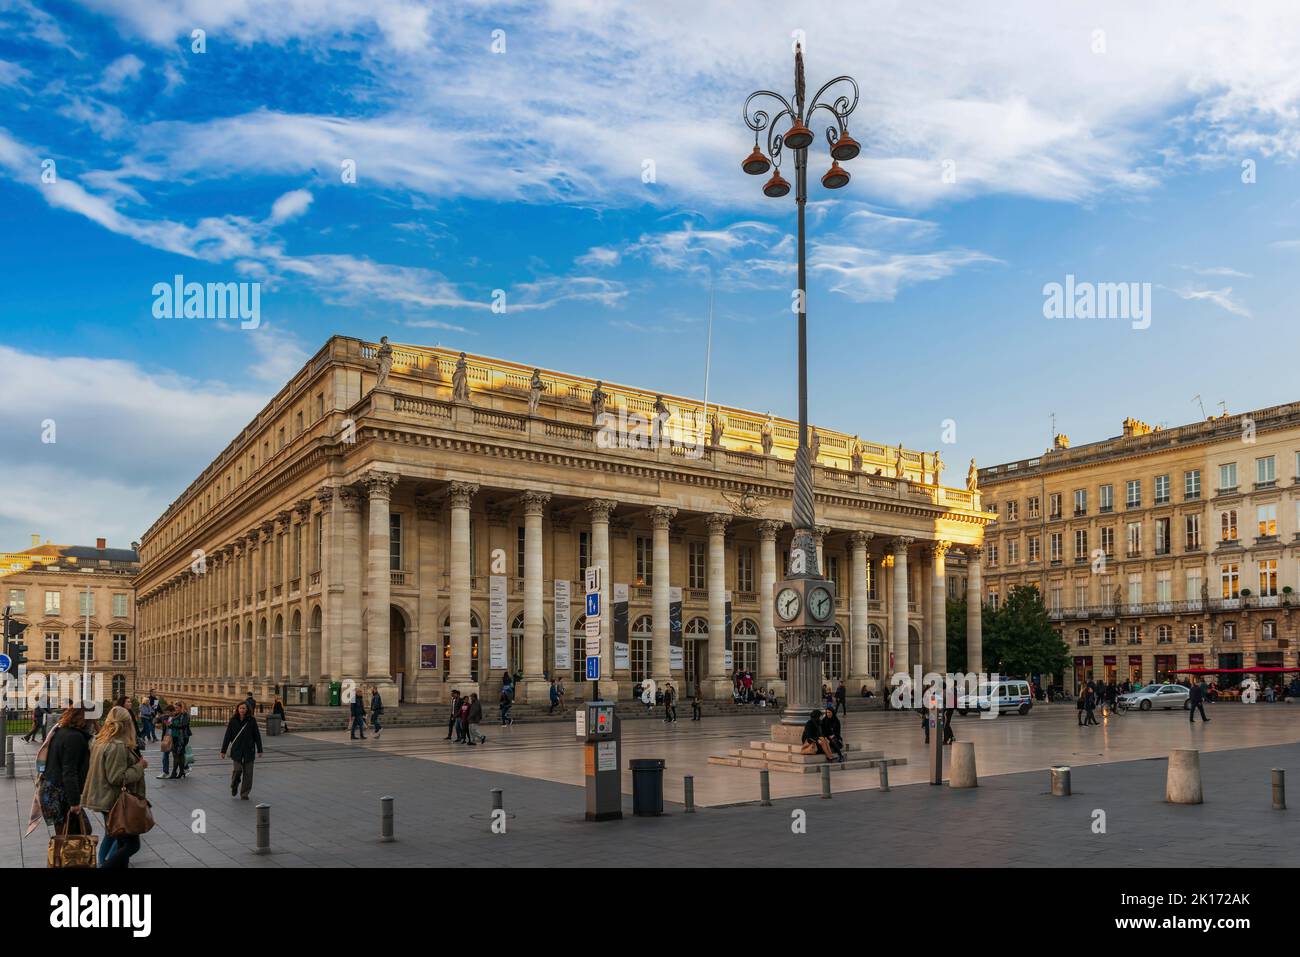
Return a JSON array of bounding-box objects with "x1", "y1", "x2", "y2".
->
[{"x1": 328, "y1": 681, "x2": 342, "y2": 707}]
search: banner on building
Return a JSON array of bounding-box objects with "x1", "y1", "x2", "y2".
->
[
  {"x1": 724, "y1": 589, "x2": 734, "y2": 671},
  {"x1": 420, "y1": 644, "x2": 439, "y2": 670},
  {"x1": 613, "y1": 583, "x2": 629, "y2": 670},
  {"x1": 554, "y1": 579, "x2": 571, "y2": 670},
  {"x1": 669, "y1": 585, "x2": 683, "y2": 671},
  {"x1": 489, "y1": 575, "x2": 507, "y2": 670}
]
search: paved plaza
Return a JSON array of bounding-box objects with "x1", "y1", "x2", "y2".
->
[{"x1": 3, "y1": 703, "x2": 1296, "y2": 867}]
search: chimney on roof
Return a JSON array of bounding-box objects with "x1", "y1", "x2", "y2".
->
[
  {"x1": 31, "y1": 534, "x2": 39, "y2": 546},
  {"x1": 96, "y1": 537, "x2": 106, "y2": 550}
]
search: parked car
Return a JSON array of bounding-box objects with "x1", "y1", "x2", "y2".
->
[
  {"x1": 1118, "y1": 683, "x2": 1190, "y2": 711},
  {"x1": 957, "y1": 679, "x2": 1034, "y2": 716}
]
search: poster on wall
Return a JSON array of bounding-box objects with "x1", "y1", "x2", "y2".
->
[
  {"x1": 554, "y1": 579, "x2": 571, "y2": 670},
  {"x1": 489, "y1": 574, "x2": 507, "y2": 670},
  {"x1": 669, "y1": 585, "x2": 683, "y2": 671},
  {"x1": 724, "y1": 589, "x2": 734, "y2": 671},
  {"x1": 420, "y1": 644, "x2": 438, "y2": 670},
  {"x1": 613, "y1": 582, "x2": 629, "y2": 670}
]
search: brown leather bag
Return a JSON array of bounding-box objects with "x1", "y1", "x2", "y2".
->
[
  {"x1": 159, "y1": 734, "x2": 172, "y2": 753},
  {"x1": 106, "y1": 784, "x2": 155, "y2": 838},
  {"x1": 48, "y1": 811, "x2": 98, "y2": 868}
]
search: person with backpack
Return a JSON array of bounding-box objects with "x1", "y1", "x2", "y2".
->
[{"x1": 220, "y1": 701, "x2": 265, "y2": 800}]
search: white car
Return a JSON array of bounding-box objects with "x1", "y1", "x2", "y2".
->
[
  {"x1": 1118, "y1": 683, "x2": 1190, "y2": 711},
  {"x1": 957, "y1": 679, "x2": 1034, "y2": 716}
]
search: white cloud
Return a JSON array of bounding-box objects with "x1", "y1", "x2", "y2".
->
[
  {"x1": 809, "y1": 246, "x2": 998, "y2": 302},
  {"x1": 267, "y1": 188, "x2": 313, "y2": 225},
  {"x1": 97, "y1": 53, "x2": 143, "y2": 93},
  {"x1": 0, "y1": 59, "x2": 32, "y2": 88},
  {"x1": 577, "y1": 246, "x2": 621, "y2": 268},
  {"x1": 1173, "y1": 285, "x2": 1251, "y2": 318}
]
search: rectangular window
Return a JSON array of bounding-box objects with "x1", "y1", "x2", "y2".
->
[
  {"x1": 294, "y1": 523, "x2": 303, "y2": 578},
  {"x1": 1126, "y1": 522, "x2": 1141, "y2": 556},
  {"x1": 986, "y1": 544, "x2": 998, "y2": 567},
  {"x1": 313, "y1": 514, "x2": 323, "y2": 572},
  {"x1": 1049, "y1": 533, "x2": 1062, "y2": 562},
  {"x1": 1186, "y1": 571, "x2": 1203, "y2": 604},
  {"x1": 1007, "y1": 540, "x2": 1019, "y2": 563},
  {"x1": 389, "y1": 514, "x2": 402, "y2": 571},
  {"x1": 1259, "y1": 559, "x2": 1278, "y2": 597},
  {"x1": 1219, "y1": 462, "x2": 1237, "y2": 491},
  {"x1": 110, "y1": 593, "x2": 127, "y2": 618},
  {"x1": 688, "y1": 542, "x2": 707, "y2": 589},
  {"x1": 1221, "y1": 563, "x2": 1240, "y2": 599},
  {"x1": 1127, "y1": 574, "x2": 1142, "y2": 606},
  {"x1": 827, "y1": 555, "x2": 841, "y2": 591},
  {"x1": 315, "y1": 392, "x2": 325, "y2": 419},
  {"x1": 44, "y1": 591, "x2": 61, "y2": 615},
  {"x1": 7, "y1": 588, "x2": 25, "y2": 613},
  {"x1": 517, "y1": 526, "x2": 527, "y2": 580},
  {"x1": 987, "y1": 590, "x2": 999, "y2": 611},
  {"x1": 80, "y1": 634, "x2": 94, "y2": 661},
  {"x1": 1156, "y1": 572, "x2": 1172, "y2": 604},
  {"x1": 77, "y1": 591, "x2": 94, "y2": 617},
  {"x1": 636, "y1": 536, "x2": 653, "y2": 586},
  {"x1": 1099, "y1": 484, "x2": 1113, "y2": 512},
  {"x1": 1049, "y1": 586, "x2": 1062, "y2": 613},
  {"x1": 1006, "y1": 500, "x2": 1019, "y2": 521},
  {"x1": 868, "y1": 642, "x2": 881, "y2": 679},
  {"x1": 1074, "y1": 529, "x2": 1088, "y2": 559},
  {"x1": 44, "y1": 632, "x2": 59, "y2": 661},
  {"x1": 1100, "y1": 527, "x2": 1114, "y2": 556},
  {"x1": 1027, "y1": 496, "x2": 1039, "y2": 519},
  {"x1": 737, "y1": 545, "x2": 754, "y2": 593},
  {"x1": 1189, "y1": 623, "x2": 1203, "y2": 643},
  {"x1": 1184, "y1": 470, "x2": 1201, "y2": 500},
  {"x1": 1125, "y1": 479, "x2": 1141, "y2": 507},
  {"x1": 295, "y1": 410, "x2": 303, "y2": 435},
  {"x1": 1257, "y1": 455, "x2": 1276, "y2": 485},
  {"x1": 1154, "y1": 474, "x2": 1170, "y2": 504},
  {"x1": 578, "y1": 531, "x2": 591, "y2": 577},
  {"x1": 1048, "y1": 493, "x2": 1062, "y2": 519},
  {"x1": 1221, "y1": 510, "x2": 1238, "y2": 542},
  {"x1": 1185, "y1": 514, "x2": 1200, "y2": 550},
  {"x1": 1103, "y1": 626, "x2": 1117, "y2": 645},
  {"x1": 1154, "y1": 517, "x2": 1170, "y2": 555},
  {"x1": 112, "y1": 633, "x2": 127, "y2": 662},
  {"x1": 1073, "y1": 489, "x2": 1087, "y2": 515},
  {"x1": 1127, "y1": 624, "x2": 1142, "y2": 645},
  {"x1": 1074, "y1": 582, "x2": 1088, "y2": 607},
  {"x1": 1028, "y1": 537, "x2": 1040, "y2": 562},
  {"x1": 1257, "y1": 504, "x2": 1277, "y2": 537},
  {"x1": 866, "y1": 558, "x2": 877, "y2": 600}
]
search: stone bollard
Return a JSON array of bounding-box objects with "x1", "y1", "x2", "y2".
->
[
  {"x1": 949, "y1": 742, "x2": 978, "y2": 788},
  {"x1": 878, "y1": 761, "x2": 890, "y2": 792},
  {"x1": 4, "y1": 746, "x2": 13, "y2": 779},
  {"x1": 253, "y1": 803, "x2": 271, "y2": 855},
  {"x1": 683, "y1": 775, "x2": 695, "y2": 813},
  {"x1": 759, "y1": 769, "x2": 771, "y2": 807},
  {"x1": 491, "y1": 788, "x2": 503, "y2": 814},
  {"x1": 1165, "y1": 749, "x2": 1203, "y2": 804},
  {"x1": 1050, "y1": 766, "x2": 1071, "y2": 796},
  {"x1": 1272, "y1": 769, "x2": 1286, "y2": 810},
  {"x1": 380, "y1": 796, "x2": 394, "y2": 843},
  {"x1": 820, "y1": 763, "x2": 832, "y2": 799}
]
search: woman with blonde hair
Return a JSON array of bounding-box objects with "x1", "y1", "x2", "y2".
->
[{"x1": 81, "y1": 706, "x2": 148, "y2": 869}]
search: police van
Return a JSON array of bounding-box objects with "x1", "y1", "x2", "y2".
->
[{"x1": 957, "y1": 678, "x2": 1034, "y2": 716}]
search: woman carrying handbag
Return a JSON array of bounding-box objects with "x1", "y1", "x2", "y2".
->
[{"x1": 82, "y1": 706, "x2": 152, "y2": 869}]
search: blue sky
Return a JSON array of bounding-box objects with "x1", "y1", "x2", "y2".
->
[{"x1": 3, "y1": 0, "x2": 1300, "y2": 548}]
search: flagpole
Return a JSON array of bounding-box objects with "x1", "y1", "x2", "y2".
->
[
  {"x1": 701, "y1": 278, "x2": 715, "y2": 446},
  {"x1": 83, "y1": 583, "x2": 90, "y2": 711}
]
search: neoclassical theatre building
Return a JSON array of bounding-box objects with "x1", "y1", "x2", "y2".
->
[{"x1": 135, "y1": 337, "x2": 990, "y2": 707}]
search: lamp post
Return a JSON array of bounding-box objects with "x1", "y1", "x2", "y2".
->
[{"x1": 741, "y1": 44, "x2": 860, "y2": 733}]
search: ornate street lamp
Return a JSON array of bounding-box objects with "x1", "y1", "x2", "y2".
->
[{"x1": 741, "y1": 44, "x2": 860, "y2": 736}]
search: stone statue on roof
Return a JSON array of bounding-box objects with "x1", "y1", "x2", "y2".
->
[
  {"x1": 452, "y1": 352, "x2": 470, "y2": 402},
  {"x1": 760, "y1": 413, "x2": 774, "y2": 456},
  {"x1": 850, "y1": 436, "x2": 863, "y2": 471},
  {"x1": 894, "y1": 443, "x2": 906, "y2": 480},
  {"x1": 966, "y1": 458, "x2": 978, "y2": 492},
  {"x1": 590, "y1": 381, "x2": 608, "y2": 423},
  {"x1": 374, "y1": 336, "x2": 393, "y2": 391},
  {"x1": 527, "y1": 368, "x2": 545, "y2": 416}
]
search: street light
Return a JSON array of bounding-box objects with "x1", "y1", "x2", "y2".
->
[{"x1": 741, "y1": 44, "x2": 860, "y2": 731}]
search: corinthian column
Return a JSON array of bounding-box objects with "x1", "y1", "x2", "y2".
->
[
  {"x1": 757, "y1": 520, "x2": 782, "y2": 689},
  {"x1": 930, "y1": 541, "x2": 950, "y2": 675},
  {"x1": 448, "y1": 482, "x2": 479, "y2": 691},
  {"x1": 363, "y1": 471, "x2": 399, "y2": 695},
  {"x1": 849, "y1": 530, "x2": 872, "y2": 689},
  {"x1": 650, "y1": 506, "x2": 676, "y2": 687},
  {"x1": 966, "y1": 546, "x2": 983, "y2": 674},
  {"x1": 705, "y1": 513, "x2": 731, "y2": 698},
  {"x1": 522, "y1": 491, "x2": 551, "y2": 701},
  {"x1": 891, "y1": 537, "x2": 914, "y2": 687}
]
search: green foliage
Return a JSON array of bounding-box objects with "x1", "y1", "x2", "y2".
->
[{"x1": 982, "y1": 584, "x2": 1070, "y2": 679}]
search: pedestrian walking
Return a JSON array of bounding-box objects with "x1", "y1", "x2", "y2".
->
[
  {"x1": 272, "y1": 695, "x2": 288, "y2": 732},
  {"x1": 1076, "y1": 686, "x2": 1087, "y2": 726},
  {"x1": 662, "y1": 682, "x2": 677, "y2": 723},
  {"x1": 834, "y1": 679, "x2": 847, "y2": 717},
  {"x1": 457, "y1": 694, "x2": 471, "y2": 742},
  {"x1": 1084, "y1": 686, "x2": 1099, "y2": 725},
  {"x1": 1189, "y1": 680, "x2": 1210, "y2": 723},
  {"x1": 445, "y1": 690, "x2": 462, "y2": 740},
  {"x1": 167, "y1": 702, "x2": 192, "y2": 778},
  {"x1": 548, "y1": 679, "x2": 559, "y2": 715},
  {"x1": 22, "y1": 700, "x2": 47, "y2": 743},
  {"x1": 81, "y1": 706, "x2": 148, "y2": 869},
  {"x1": 499, "y1": 681, "x2": 514, "y2": 727},
  {"x1": 691, "y1": 691, "x2": 702, "y2": 721},
  {"x1": 220, "y1": 701, "x2": 265, "y2": 800},
  {"x1": 143, "y1": 692, "x2": 159, "y2": 742},
  {"x1": 349, "y1": 693, "x2": 368, "y2": 739},
  {"x1": 465, "y1": 693, "x2": 486, "y2": 746},
  {"x1": 370, "y1": 686, "x2": 384, "y2": 738},
  {"x1": 41, "y1": 707, "x2": 92, "y2": 828},
  {"x1": 244, "y1": 691, "x2": 257, "y2": 715},
  {"x1": 555, "y1": 676, "x2": 566, "y2": 714}
]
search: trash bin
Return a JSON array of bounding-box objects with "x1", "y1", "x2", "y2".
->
[
  {"x1": 629, "y1": 758, "x2": 666, "y2": 816},
  {"x1": 266, "y1": 715, "x2": 284, "y2": 737},
  {"x1": 328, "y1": 681, "x2": 342, "y2": 707}
]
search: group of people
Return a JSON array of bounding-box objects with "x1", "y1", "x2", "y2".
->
[
  {"x1": 348, "y1": 686, "x2": 387, "y2": 739},
  {"x1": 800, "y1": 706, "x2": 846, "y2": 763},
  {"x1": 732, "y1": 671, "x2": 779, "y2": 709},
  {"x1": 443, "y1": 690, "x2": 487, "y2": 745},
  {"x1": 36, "y1": 693, "x2": 267, "y2": 869},
  {"x1": 547, "y1": 677, "x2": 567, "y2": 714},
  {"x1": 822, "y1": 680, "x2": 847, "y2": 715}
]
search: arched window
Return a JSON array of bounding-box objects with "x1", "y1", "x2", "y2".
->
[
  {"x1": 572, "y1": 615, "x2": 588, "y2": 683},
  {"x1": 824, "y1": 623, "x2": 844, "y2": 682},
  {"x1": 441, "y1": 612, "x2": 482, "y2": 681},
  {"x1": 733, "y1": 618, "x2": 758, "y2": 676},
  {"x1": 631, "y1": 615, "x2": 653, "y2": 683},
  {"x1": 868, "y1": 623, "x2": 883, "y2": 679},
  {"x1": 510, "y1": 612, "x2": 524, "y2": 675},
  {"x1": 685, "y1": 617, "x2": 708, "y2": 636}
]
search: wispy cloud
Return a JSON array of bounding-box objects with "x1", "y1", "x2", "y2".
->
[
  {"x1": 1173, "y1": 285, "x2": 1251, "y2": 318},
  {"x1": 809, "y1": 246, "x2": 999, "y2": 302}
]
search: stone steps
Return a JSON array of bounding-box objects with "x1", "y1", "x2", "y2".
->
[{"x1": 707, "y1": 738, "x2": 908, "y2": 775}]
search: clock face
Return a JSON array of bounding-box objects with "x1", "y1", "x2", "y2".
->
[
  {"x1": 808, "y1": 587, "x2": 834, "y2": 622},
  {"x1": 775, "y1": 587, "x2": 801, "y2": 622}
]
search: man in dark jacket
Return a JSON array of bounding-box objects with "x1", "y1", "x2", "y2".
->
[
  {"x1": 445, "y1": 690, "x2": 461, "y2": 740},
  {"x1": 45, "y1": 709, "x2": 92, "y2": 825},
  {"x1": 349, "y1": 694, "x2": 367, "y2": 739},
  {"x1": 220, "y1": 702, "x2": 265, "y2": 799},
  {"x1": 465, "y1": 693, "x2": 486, "y2": 746},
  {"x1": 1189, "y1": 680, "x2": 1210, "y2": 723},
  {"x1": 22, "y1": 701, "x2": 47, "y2": 743},
  {"x1": 834, "y1": 680, "x2": 847, "y2": 716}
]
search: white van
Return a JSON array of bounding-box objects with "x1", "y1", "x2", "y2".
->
[{"x1": 957, "y1": 679, "x2": 1034, "y2": 716}]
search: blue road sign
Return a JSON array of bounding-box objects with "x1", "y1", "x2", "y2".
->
[
  {"x1": 586, "y1": 655, "x2": 600, "y2": 681},
  {"x1": 585, "y1": 593, "x2": 600, "y2": 617},
  {"x1": 0, "y1": 654, "x2": 10, "y2": 672}
]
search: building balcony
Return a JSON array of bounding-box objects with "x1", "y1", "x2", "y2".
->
[
  {"x1": 1215, "y1": 486, "x2": 1239, "y2": 497},
  {"x1": 1255, "y1": 535, "x2": 1279, "y2": 546},
  {"x1": 1099, "y1": 505, "x2": 1114, "y2": 514},
  {"x1": 1154, "y1": 497, "x2": 1170, "y2": 506},
  {"x1": 1074, "y1": 508, "x2": 1087, "y2": 517},
  {"x1": 1254, "y1": 480, "x2": 1277, "y2": 490}
]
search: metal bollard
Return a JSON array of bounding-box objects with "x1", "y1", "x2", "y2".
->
[
  {"x1": 683, "y1": 775, "x2": 695, "y2": 813},
  {"x1": 380, "y1": 795, "x2": 394, "y2": 842},
  {"x1": 253, "y1": 803, "x2": 270, "y2": 855},
  {"x1": 1272, "y1": 769, "x2": 1286, "y2": 810},
  {"x1": 5, "y1": 748, "x2": 13, "y2": 779},
  {"x1": 1050, "y1": 766, "x2": 1072, "y2": 796},
  {"x1": 759, "y1": 768, "x2": 771, "y2": 807},
  {"x1": 878, "y1": 761, "x2": 890, "y2": 792},
  {"x1": 491, "y1": 788, "x2": 503, "y2": 814},
  {"x1": 820, "y1": 763, "x2": 832, "y2": 799}
]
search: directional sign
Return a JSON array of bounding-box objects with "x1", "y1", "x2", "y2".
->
[
  {"x1": 585, "y1": 566, "x2": 601, "y2": 595},
  {"x1": 0, "y1": 654, "x2": 9, "y2": 673},
  {"x1": 585, "y1": 592, "x2": 600, "y2": 618},
  {"x1": 586, "y1": 655, "x2": 600, "y2": 681}
]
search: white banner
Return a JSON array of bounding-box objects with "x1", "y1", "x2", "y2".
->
[
  {"x1": 554, "y1": 579, "x2": 571, "y2": 670},
  {"x1": 489, "y1": 575, "x2": 507, "y2": 670},
  {"x1": 669, "y1": 585, "x2": 683, "y2": 671}
]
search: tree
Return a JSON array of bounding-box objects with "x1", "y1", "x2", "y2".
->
[
  {"x1": 947, "y1": 596, "x2": 999, "y2": 675},
  {"x1": 983, "y1": 585, "x2": 1070, "y2": 679}
]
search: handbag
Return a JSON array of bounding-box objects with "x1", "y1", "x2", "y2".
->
[
  {"x1": 160, "y1": 734, "x2": 172, "y2": 753},
  {"x1": 183, "y1": 744, "x2": 194, "y2": 766},
  {"x1": 106, "y1": 784, "x2": 155, "y2": 838},
  {"x1": 48, "y1": 811, "x2": 98, "y2": 869}
]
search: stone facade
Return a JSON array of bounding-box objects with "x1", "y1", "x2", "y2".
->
[
  {"x1": 980, "y1": 405, "x2": 1300, "y2": 691},
  {"x1": 135, "y1": 336, "x2": 988, "y2": 706}
]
